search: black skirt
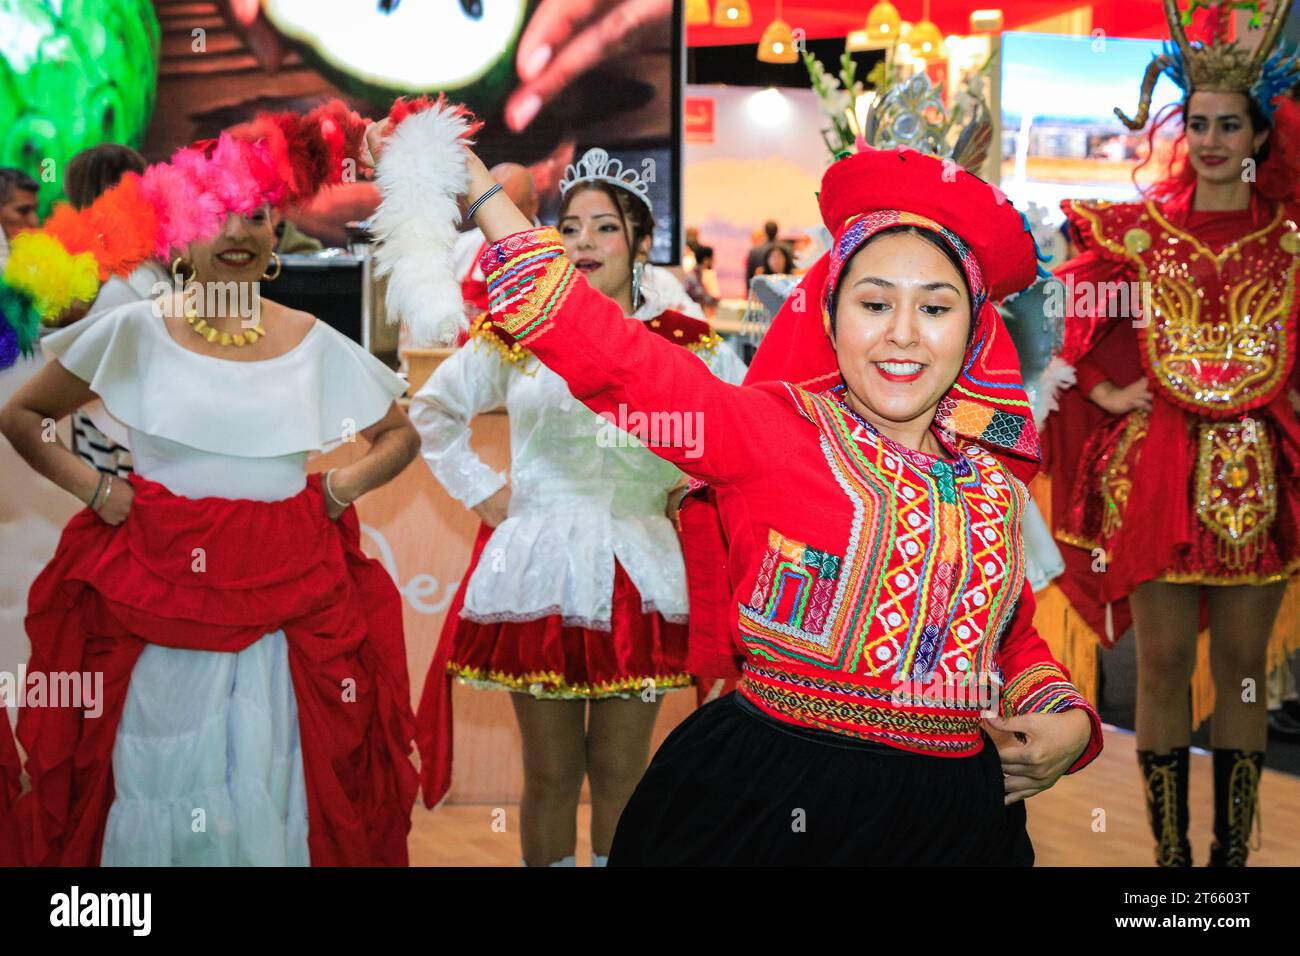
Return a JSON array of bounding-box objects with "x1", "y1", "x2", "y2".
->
[{"x1": 609, "y1": 691, "x2": 1034, "y2": 866}]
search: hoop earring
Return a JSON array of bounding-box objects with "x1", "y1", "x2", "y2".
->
[
  {"x1": 631, "y1": 259, "x2": 645, "y2": 313},
  {"x1": 262, "y1": 251, "x2": 282, "y2": 281},
  {"x1": 171, "y1": 256, "x2": 192, "y2": 281}
]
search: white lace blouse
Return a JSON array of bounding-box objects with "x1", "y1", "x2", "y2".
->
[{"x1": 411, "y1": 289, "x2": 747, "y2": 630}]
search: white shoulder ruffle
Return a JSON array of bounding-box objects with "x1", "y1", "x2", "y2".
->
[{"x1": 42, "y1": 299, "x2": 407, "y2": 458}]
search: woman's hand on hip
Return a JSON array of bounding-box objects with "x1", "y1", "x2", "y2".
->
[
  {"x1": 93, "y1": 476, "x2": 135, "y2": 526},
  {"x1": 1088, "y1": 378, "x2": 1152, "y2": 415},
  {"x1": 981, "y1": 709, "x2": 1092, "y2": 804},
  {"x1": 472, "y1": 485, "x2": 512, "y2": 528}
]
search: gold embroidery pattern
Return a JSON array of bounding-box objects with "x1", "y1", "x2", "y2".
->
[
  {"x1": 449, "y1": 663, "x2": 692, "y2": 700},
  {"x1": 1069, "y1": 201, "x2": 1299, "y2": 416},
  {"x1": 1101, "y1": 410, "x2": 1149, "y2": 540},
  {"x1": 1195, "y1": 419, "x2": 1277, "y2": 569},
  {"x1": 469, "y1": 314, "x2": 535, "y2": 370}
]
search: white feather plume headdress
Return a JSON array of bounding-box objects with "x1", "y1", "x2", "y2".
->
[{"x1": 369, "y1": 97, "x2": 478, "y2": 346}]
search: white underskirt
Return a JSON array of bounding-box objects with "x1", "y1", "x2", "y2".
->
[{"x1": 100, "y1": 630, "x2": 310, "y2": 866}]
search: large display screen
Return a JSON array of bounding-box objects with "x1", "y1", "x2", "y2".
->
[
  {"x1": 253, "y1": 0, "x2": 684, "y2": 262},
  {"x1": 1000, "y1": 31, "x2": 1183, "y2": 228}
]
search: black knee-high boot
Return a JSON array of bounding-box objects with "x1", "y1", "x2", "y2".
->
[
  {"x1": 1209, "y1": 749, "x2": 1264, "y2": 867},
  {"x1": 1137, "y1": 747, "x2": 1191, "y2": 866}
]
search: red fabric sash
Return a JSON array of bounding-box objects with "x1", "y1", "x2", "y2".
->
[
  {"x1": 0, "y1": 710, "x2": 20, "y2": 865},
  {"x1": 6, "y1": 473, "x2": 417, "y2": 866},
  {"x1": 414, "y1": 521, "x2": 494, "y2": 809}
]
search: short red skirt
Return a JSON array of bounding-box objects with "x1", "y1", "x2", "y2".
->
[
  {"x1": 448, "y1": 560, "x2": 692, "y2": 699},
  {"x1": 1060, "y1": 406, "x2": 1300, "y2": 597}
]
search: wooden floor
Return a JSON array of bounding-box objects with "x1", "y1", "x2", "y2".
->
[{"x1": 408, "y1": 726, "x2": 1300, "y2": 866}]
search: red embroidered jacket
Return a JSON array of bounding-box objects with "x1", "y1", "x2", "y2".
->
[{"x1": 481, "y1": 228, "x2": 1103, "y2": 772}]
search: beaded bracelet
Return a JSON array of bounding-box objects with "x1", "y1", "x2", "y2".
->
[{"x1": 466, "y1": 182, "x2": 503, "y2": 222}]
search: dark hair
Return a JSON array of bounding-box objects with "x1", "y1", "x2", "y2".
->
[
  {"x1": 696, "y1": 244, "x2": 714, "y2": 263},
  {"x1": 763, "y1": 243, "x2": 794, "y2": 274},
  {"x1": 1183, "y1": 90, "x2": 1272, "y2": 163},
  {"x1": 829, "y1": 225, "x2": 974, "y2": 338},
  {"x1": 64, "y1": 144, "x2": 147, "y2": 210},
  {"x1": 558, "y1": 180, "x2": 654, "y2": 277},
  {"x1": 1138, "y1": 90, "x2": 1284, "y2": 202},
  {"x1": 0, "y1": 167, "x2": 39, "y2": 206},
  {"x1": 763, "y1": 220, "x2": 779, "y2": 240}
]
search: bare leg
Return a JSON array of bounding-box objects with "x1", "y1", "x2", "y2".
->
[
  {"x1": 585, "y1": 694, "x2": 663, "y2": 857},
  {"x1": 1206, "y1": 581, "x2": 1285, "y2": 751},
  {"x1": 1130, "y1": 580, "x2": 1201, "y2": 751},
  {"x1": 510, "y1": 694, "x2": 587, "y2": 866}
]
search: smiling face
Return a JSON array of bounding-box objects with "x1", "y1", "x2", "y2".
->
[
  {"x1": 831, "y1": 229, "x2": 972, "y2": 445},
  {"x1": 185, "y1": 207, "x2": 276, "y2": 284},
  {"x1": 558, "y1": 185, "x2": 650, "y2": 306},
  {"x1": 1184, "y1": 90, "x2": 1269, "y2": 185}
]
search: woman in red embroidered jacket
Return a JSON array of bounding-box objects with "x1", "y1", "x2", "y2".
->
[
  {"x1": 371, "y1": 120, "x2": 1104, "y2": 863},
  {"x1": 1046, "y1": 3, "x2": 1300, "y2": 867}
]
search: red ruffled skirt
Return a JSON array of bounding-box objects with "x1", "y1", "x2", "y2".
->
[
  {"x1": 448, "y1": 570, "x2": 691, "y2": 699},
  {"x1": 1060, "y1": 399, "x2": 1300, "y2": 602},
  {"x1": 415, "y1": 523, "x2": 690, "y2": 806},
  {"x1": 4, "y1": 474, "x2": 417, "y2": 866}
]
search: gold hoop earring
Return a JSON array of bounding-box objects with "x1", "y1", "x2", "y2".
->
[
  {"x1": 262, "y1": 251, "x2": 282, "y2": 281},
  {"x1": 171, "y1": 256, "x2": 192, "y2": 281}
]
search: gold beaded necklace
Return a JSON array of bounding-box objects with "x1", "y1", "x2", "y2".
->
[{"x1": 184, "y1": 309, "x2": 268, "y2": 348}]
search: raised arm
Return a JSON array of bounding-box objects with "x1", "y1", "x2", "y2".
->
[{"x1": 461, "y1": 148, "x2": 776, "y2": 486}]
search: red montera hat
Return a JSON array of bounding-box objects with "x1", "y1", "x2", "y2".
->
[{"x1": 746, "y1": 146, "x2": 1046, "y2": 483}]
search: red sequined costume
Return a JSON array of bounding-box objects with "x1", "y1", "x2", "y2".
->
[{"x1": 1048, "y1": 187, "x2": 1300, "y2": 642}]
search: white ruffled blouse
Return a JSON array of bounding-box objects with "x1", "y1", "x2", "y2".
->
[
  {"x1": 42, "y1": 298, "x2": 407, "y2": 500},
  {"x1": 411, "y1": 290, "x2": 747, "y2": 630}
]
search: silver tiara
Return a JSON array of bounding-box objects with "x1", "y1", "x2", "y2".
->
[{"x1": 559, "y1": 148, "x2": 653, "y2": 214}]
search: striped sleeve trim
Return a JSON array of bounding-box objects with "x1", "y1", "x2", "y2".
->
[
  {"x1": 1001, "y1": 662, "x2": 1089, "y2": 716},
  {"x1": 479, "y1": 228, "x2": 576, "y2": 345}
]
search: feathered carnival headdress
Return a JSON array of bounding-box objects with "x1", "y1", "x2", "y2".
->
[
  {"x1": 0, "y1": 95, "x2": 480, "y2": 366},
  {"x1": 1116, "y1": 0, "x2": 1300, "y2": 129},
  {"x1": 747, "y1": 67, "x2": 1049, "y2": 483}
]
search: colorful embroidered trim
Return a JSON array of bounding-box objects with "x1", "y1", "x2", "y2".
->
[
  {"x1": 1000, "y1": 662, "x2": 1088, "y2": 716},
  {"x1": 480, "y1": 228, "x2": 576, "y2": 344},
  {"x1": 747, "y1": 529, "x2": 842, "y2": 635},
  {"x1": 738, "y1": 385, "x2": 1027, "y2": 698},
  {"x1": 739, "y1": 663, "x2": 988, "y2": 756}
]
